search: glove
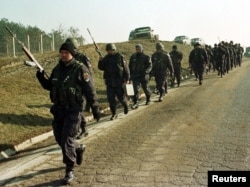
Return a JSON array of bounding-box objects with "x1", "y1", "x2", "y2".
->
[
  {"x1": 36, "y1": 70, "x2": 46, "y2": 83},
  {"x1": 92, "y1": 106, "x2": 101, "y2": 122},
  {"x1": 36, "y1": 70, "x2": 44, "y2": 79}
]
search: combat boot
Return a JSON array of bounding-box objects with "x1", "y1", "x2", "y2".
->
[
  {"x1": 121, "y1": 101, "x2": 129, "y2": 114},
  {"x1": 76, "y1": 144, "x2": 86, "y2": 165},
  {"x1": 145, "y1": 96, "x2": 151, "y2": 105},
  {"x1": 131, "y1": 102, "x2": 139, "y2": 109},
  {"x1": 110, "y1": 113, "x2": 118, "y2": 120},
  {"x1": 63, "y1": 170, "x2": 74, "y2": 184}
]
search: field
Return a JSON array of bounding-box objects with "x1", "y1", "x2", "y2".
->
[{"x1": 0, "y1": 40, "x2": 193, "y2": 151}]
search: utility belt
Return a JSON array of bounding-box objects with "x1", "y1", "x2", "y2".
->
[{"x1": 50, "y1": 87, "x2": 83, "y2": 107}]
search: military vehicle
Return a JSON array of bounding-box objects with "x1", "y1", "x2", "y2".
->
[
  {"x1": 191, "y1": 38, "x2": 206, "y2": 46},
  {"x1": 173, "y1": 35, "x2": 191, "y2": 45},
  {"x1": 128, "y1": 26, "x2": 159, "y2": 41},
  {"x1": 244, "y1": 47, "x2": 250, "y2": 57}
]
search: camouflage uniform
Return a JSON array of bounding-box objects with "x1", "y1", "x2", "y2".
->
[
  {"x1": 151, "y1": 42, "x2": 174, "y2": 101},
  {"x1": 189, "y1": 42, "x2": 208, "y2": 85},
  {"x1": 213, "y1": 43, "x2": 226, "y2": 77}
]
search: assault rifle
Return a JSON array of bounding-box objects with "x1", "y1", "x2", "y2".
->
[
  {"x1": 5, "y1": 26, "x2": 49, "y2": 78},
  {"x1": 87, "y1": 28, "x2": 102, "y2": 57}
]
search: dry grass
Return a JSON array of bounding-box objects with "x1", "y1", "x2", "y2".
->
[{"x1": 0, "y1": 40, "x2": 193, "y2": 151}]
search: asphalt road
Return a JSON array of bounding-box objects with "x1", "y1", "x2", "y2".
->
[{"x1": 1, "y1": 59, "x2": 250, "y2": 186}]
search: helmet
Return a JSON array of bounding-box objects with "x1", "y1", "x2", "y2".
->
[
  {"x1": 106, "y1": 43, "x2": 116, "y2": 51},
  {"x1": 194, "y1": 42, "x2": 201, "y2": 47},
  {"x1": 135, "y1": 44, "x2": 143, "y2": 52},
  {"x1": 156, "y1": 42, "x2": 164, "y2": 50},
  {"x1": 172, "y1": 45, "x2": 177, "y2": 50},
  {"x1": 65, "y1": 37, "x2": 79, "y2": 49}
]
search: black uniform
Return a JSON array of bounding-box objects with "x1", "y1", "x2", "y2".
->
[
  {"x1": 129, "y1": 46, "x2": 152, "y2": 107},
  {"x1": 36, "y1": 58, "x2": 100, "y2": 179},
  {"x1": 74, "y1": 52, "x2": 93, "y2": 138},
  {"x1": 169, "y1": 47, "x2": 183, "y2": 87},
  {"x1": 98, "y1": 51, "x2": 130, "y2": 119}
]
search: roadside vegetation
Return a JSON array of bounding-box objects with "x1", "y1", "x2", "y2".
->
[{"x1": 0, "y1": 39, "x2": 193, "y2": 151}]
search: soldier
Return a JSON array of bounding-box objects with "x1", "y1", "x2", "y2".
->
[
  {"x1": 65, "y1": 37, "x2": 93, "y2": 139},
  {"x1": 169, "y1": 45, "x2": 183, "y2": 87},
  {"x1": 98, "y1": 43, "x2": 130, "y2": 120},
  {"x1": 129, "y1": 44, "x2": 152, "y2": 109},
  {"x1": 204, "y1": 45, "x2": 213, "y2": 73},
  {"x1": 189, "y1": 42, "x2": 208, "y2": 85},
  {"x1": 36, "y1": 42, "x2": 101, "y2": 184},
  {"x1": 214, "y1": 42, "x2": 226, "y2": 78},
  {"x1": 151, "y1": 42, "x2": 174, "y2": 101}
]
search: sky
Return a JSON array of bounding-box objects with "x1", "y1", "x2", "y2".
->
[{"x1": 1, "y1": 0, "x2": 250, "y2": 47}]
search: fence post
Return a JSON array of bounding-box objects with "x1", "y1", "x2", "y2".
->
[{"x1": 12, "y1": 36, "x2": 16, "y2": 58}]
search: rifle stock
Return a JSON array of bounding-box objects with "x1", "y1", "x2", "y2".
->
[
  {"x1": 5, "y1": 26, "x2": 49, "y2": 78},
  {"x1": 87, "y1": 28, "x2": 102, "y2": 57}
]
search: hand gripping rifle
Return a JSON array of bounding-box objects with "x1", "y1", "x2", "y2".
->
[
  {"x1": 87, "y1": 28, "x2": 102, "y2": 57},
  {"x1": 5, "y1": 26, "x2": 49, "y2": 78}
]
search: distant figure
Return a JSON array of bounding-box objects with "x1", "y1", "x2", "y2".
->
[
  {"x1": 151, "y1": 42, "x2": 174, "y2": 101},
  {"x1": 129, "y1": 44, "x2": 152, "y2": 109},
  {"x1": 169, "y1": 45, "x2": 183, "y2": 87},
  {"x1": 98, "y1": 43, "x2": 130, "y2": 120},
  {"x1": 189, "y1": 42, "x2": 208, "y2": 85}
]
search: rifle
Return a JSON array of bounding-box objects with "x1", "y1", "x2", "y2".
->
[
  {"x1": 87, "y1": 28, "x2": 102, "y2": 57},
  {"x1": 5, "y1": 26, "x2": 49, "y2": 78}
]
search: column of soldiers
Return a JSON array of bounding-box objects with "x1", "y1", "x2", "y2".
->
[
  {"x1": 189, "y1": 41, "x2": 244, "y2": 82},
  {"x1": 36, "y1": 39, "x2": 243, "y2": 184},
  {"x1": 204, "y1": 41, "x2": 244, "y2": 78}
]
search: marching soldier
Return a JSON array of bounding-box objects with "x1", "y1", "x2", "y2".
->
[
  {"x1": 189, "y1": 42, "x2": 208, "y2": 85},
  {"x1": 151, "y1": 42, "x2": 174, "y2": 101},
  {"x1": 98, "y1": 43, "x2": 130, "y2": 120},
  {"x1": 129, "y1": 44, "x2": 152, "y2": 109},
  {"x1": 36, "y1": 42, "x2": 101, "y2": 184},
  {"x1": 169, "y1": 45, "x2": 183, "y2": 87}
]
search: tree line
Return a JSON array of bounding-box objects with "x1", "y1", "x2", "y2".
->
[{"x1": 0, "y1": 18, "x2": 85, "y2": 56}]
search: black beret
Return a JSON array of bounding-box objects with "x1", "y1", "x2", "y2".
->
[{"x1": 59, "y1": 42, "x2": 75, "y2": 55}]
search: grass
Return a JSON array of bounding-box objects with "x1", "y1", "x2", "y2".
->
[{"x1": 0, "y1": 40, "x2": 193, "y2": 151}]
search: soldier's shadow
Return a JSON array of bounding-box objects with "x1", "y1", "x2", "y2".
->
[{"x1": 1, "y1": 167, "x2": 64, "y2": 187}]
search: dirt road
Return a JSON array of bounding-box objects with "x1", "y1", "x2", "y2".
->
[{"x1": 1, "y1": 59, "x2": 250, "y2": 186}]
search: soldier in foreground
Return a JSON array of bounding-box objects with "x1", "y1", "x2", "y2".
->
[
  {"x1": 36, "y1": 42, "x2": 101, "y2": 184},
  {"x1": 98, "y1": 43, "x2": 130, "y2": 120},
  {"x1": 129, "y1": 44, "x2": 152, "y2": 109},
  {"x1": 151, "y1": 42, "x2": 174, "y2": 101},
  {"x1": 169, "y1": 45, "x2": 183, "y2": 87}
]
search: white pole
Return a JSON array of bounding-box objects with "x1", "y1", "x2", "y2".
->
[
  {"x1": 12, "y1": 36, "x2": 16, "y2": 58},
  {"x1": 27, "y1": 35, "x2": 30, "y2": 51},
  {"x1": 52, "y1": 33, "x2": 55, "y2": 51},
  {"x1": 40, "y1": 34, "x2": 43, "y2": 54},
  {"x1": 6, "y1": 40, "x2": 9, "y2": 56}
]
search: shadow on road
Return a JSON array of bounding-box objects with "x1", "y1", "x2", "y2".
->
[{"x1": 0, "y1": 167, "x2": 64, "y2": 187}]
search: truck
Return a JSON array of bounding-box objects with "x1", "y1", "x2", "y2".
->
[{"x1": 128, "y1": 26, "x2": 159, "y2": 41}]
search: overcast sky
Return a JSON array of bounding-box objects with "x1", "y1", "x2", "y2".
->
[{"x1": 1, "y1": 0, "x2": 250, "y2": 47}]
